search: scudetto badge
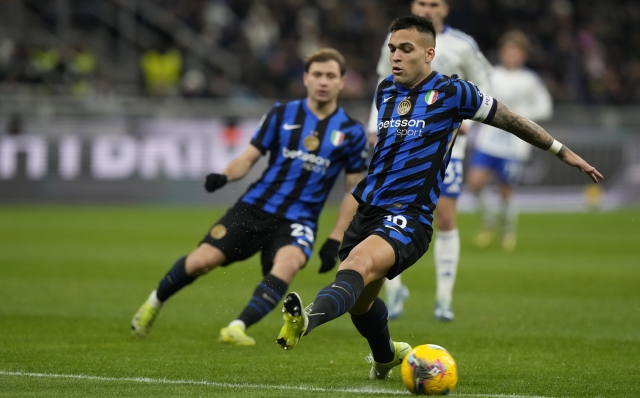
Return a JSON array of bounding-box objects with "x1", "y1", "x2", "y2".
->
[
  {"x1": 210, "y1": 224, "x2": 227, "y2": 239},
  {"x1": 397, "y1": 98, "x2": 412, "y2": 115},
  {"x1": 303, "y1": 134, "x2": 320, "y2": 151}
]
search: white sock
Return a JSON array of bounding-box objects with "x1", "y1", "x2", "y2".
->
[
  {"x1": 477, "y1": 189, "x2": 495, "y2": 229},
  {"x1": 148, "y1": 290, "x2": 162, "y2": 309},
  {"x1": 385, "y1": 276, "x2": 406, "y2": 315},
  {"x1": 385, "y1": 275, "x2": 403, "y2": 296},
  {"x1": 502, "y1": 196, "x2": 518, "y2": 236},
  {"x1": 434, "y1": 229, "x2": 460, "y2": 305},
  {"x1": 228, "y1": 319, "x2": 246, "y2": 330}
]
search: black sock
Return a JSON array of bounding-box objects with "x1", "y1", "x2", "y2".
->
[
  {"x1": 351, "y1": 297, "x2": 394, "y2": 363},
  {"x1": 305, "y1": 269, "x2": 365, "y2": 334},
  {"x1": 156, "y1": 256, "x2": 197, "y2": 302},
  {"x1": 237, "y1": 274, "x2": 288, "y2": 329}
]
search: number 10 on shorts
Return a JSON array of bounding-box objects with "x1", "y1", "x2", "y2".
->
[{"x1": 385, "y1": 215, "x2": 407, "y2": 229}]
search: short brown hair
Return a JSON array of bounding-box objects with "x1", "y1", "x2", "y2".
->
[
  {"x1": 498, "y1": 29, "x2": 531, "y2": 55},
  {"x1": 304, "y1": 48, "x2": 347, "y2": 76}
]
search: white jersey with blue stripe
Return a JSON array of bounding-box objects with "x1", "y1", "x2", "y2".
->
[
  {"x1": 474, "y1": 66, "x2": 553, "y2": 161},
  {"x1": 353, "y1": 72, "x2": 496, "y2": 228}
]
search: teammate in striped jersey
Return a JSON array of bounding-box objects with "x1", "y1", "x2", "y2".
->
[
  {"x1": 131, "y1": 48, "x2": 368, "y2": 345},
  {"x1": 369, "y1": 0, "x2": 494, "y2": 321},
  {"x1": 276, "y1": 16, "x2": 602, "y2": 379}
]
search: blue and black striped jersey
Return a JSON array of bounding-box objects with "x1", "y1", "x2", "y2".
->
[
  {"x1": 241, "y1": 99, "x2": 368, "y2": 229},
  {"x1": 352, "y1": 71, "x2": 497, "y2": 229}
]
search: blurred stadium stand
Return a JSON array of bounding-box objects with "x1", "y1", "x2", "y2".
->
[
  {"x1": 1, "y1": 0, "x2": 639, "y2": 101},
  {"x1": 0, "y1": 0, "x2": 639, "y2": 209}
]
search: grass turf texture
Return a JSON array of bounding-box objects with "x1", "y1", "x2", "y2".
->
[{"x1": 0, "y1": 205, "x2": 639, "y2": 397}]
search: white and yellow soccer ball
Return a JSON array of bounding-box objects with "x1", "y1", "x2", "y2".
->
[{"x1": 401, "y1": 344, "x2": 458, "y2": 395}]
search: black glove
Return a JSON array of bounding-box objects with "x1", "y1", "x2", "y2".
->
[
  {"x1": 204, "y1": 173, "x2": 228, "y2": 193},
  {"x1": 318, "y1": 238, "x2": 341, "y2": 273}
]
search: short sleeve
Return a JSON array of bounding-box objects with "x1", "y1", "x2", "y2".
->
[
  {"x1": 454, "y1": 79, "x2": 497, "y2": 123},
  {"x1": 345, "y1": 124, "x2": 368, "y2": 174},
  {"x1": 250, "y1": 105, "x2": 281, "y2": 154}
]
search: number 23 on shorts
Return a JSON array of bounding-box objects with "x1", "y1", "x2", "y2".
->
[{"x1": 290, "y1": 223, "x2": 314, "y2": 249}]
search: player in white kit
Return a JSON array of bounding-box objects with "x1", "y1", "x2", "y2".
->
[
  {"x1": 367, "y1": 0, "x2": 493, "y2": 320},
  {"x1": 468, "y1": 30, "x2": 553, "y2": 251}
]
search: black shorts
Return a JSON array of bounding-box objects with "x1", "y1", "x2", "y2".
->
[
  {"x1": 338, "y1": 204, "x2": 433, "y2": 280},
  {"x1": 200, "y1": 202, "x2": 315, "y2": 275}
]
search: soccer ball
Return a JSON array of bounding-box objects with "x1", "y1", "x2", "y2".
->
[{"x1": 400, "y1": 344, "x2": 458, "y2": 395}]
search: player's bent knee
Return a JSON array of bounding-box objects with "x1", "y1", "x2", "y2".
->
[
  {"x1": 340, "y1": 252, "x2": 370, "y2": 272},
  {"x1": 469, "y1": 168, "x2": 490, "y2": 192},
  {"x1": 270, "y1": 260, "x2": 302, "y2": 283},
  {"x1": 271, "y1": 246, "x2": 306, "y2": 282},
  {"x1": 185, "y1": 244, "x2": 225, "y2": 276},
  {"x1": 435, "y1": 211, "x2": 456, "y2": 230},
  {"x1": 435, "y1": 198, "x2": 457, "y2": 231},
  {"x1": 339, "y1": 250, "x2": 374, "y2": 279},
  {"x1": 436, "y1": 216, "x2": 456, "y2": 231}
]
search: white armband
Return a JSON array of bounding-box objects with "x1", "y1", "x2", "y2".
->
[
  {"x1": 470, "y1": 93, "x2": 496, "y2": 122},
  {"x1": 547, "y1": 139, "x2": 563, "y2": 155}
]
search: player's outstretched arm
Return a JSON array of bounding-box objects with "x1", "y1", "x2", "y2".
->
[
  {"x1": 204, "y1": 145, "x2": 263, "y2": 193},
  {"x1": 318, "y1": 172, "x2": 364, "y2": 273},
  {"x1": 486, "y1": 102, "x2": 603, "y2": 183}
]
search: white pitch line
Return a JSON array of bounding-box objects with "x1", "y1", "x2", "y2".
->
[
  {"x1": 0, "y1": 371, "x2": 403, "y2": 396},
  {"x1": 0, "y1": 370, "x2": 555, "y2": 398}
]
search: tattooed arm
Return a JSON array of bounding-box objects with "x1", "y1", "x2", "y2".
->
[{"x1": 487, "y1": 101, "x2": 603, "y2": 183}]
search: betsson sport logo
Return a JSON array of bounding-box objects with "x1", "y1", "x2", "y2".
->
[
  {"x1": 282, "y1": 147, "x2": 331, "y2": 174},
  {"x1": 378, "y1": 118, "x2": 427, "y2": 137}
]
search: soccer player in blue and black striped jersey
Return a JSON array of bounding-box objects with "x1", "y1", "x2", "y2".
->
[
  {"x1": 277, "y1": 15, "x2": 603, "y2": 379},
  {"x1": 131, "y1": 48, "x2": 368, "y2": 345}
]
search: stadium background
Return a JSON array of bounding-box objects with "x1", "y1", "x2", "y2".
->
[
  {"x1": 1, "y1": 1, "x2": 639, "y2": 397},
  {"x1": 0, "y1": 0, "x2": 639, "y2": 209}
]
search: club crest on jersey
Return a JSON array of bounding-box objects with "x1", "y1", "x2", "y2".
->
[
  {"x1": 425, "y1": 90, "x2": 439, "y2": 105},
  {"x1": 303, "y1": 132, "x2": 320, "y2": 151},
  {"x1": 397, "y1": 98, "x2": 412, "y2": 115},
  {"x1": 330, "y1": 130, "x2": 345, "y2": 146},
  {"x1": 210, "y1": 224, "x2": 227, "y2": 239}
]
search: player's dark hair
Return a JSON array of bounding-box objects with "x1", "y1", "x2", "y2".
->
[
  {"x1": 304, "y1": 48, "x2": 347, "y2": 76},
  {"x1": 389, "y1": 15, "x2": 436, "y2": 40}
]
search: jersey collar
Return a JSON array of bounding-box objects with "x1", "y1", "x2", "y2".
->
[
  {"x1": 393, "y1": 71, "x2": 438, "y2": 94},
  {"x1": 303, "y1": 98, "x2": 341, "y2": 122}
]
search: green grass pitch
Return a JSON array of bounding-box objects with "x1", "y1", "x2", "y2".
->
[{"x1": 0, "y1": 205, "x2": 639, "y2": 397}]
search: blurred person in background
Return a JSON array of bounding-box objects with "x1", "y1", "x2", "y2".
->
[
  {"x1": 367, "y1": 0, "x2": 493, "y2": 321},
  {"x1": 221, "y1": 116, "x2": 241, "y2": 154},
  {"x1": 26, "y1": 43, "x2": 61, "y2": 86},
  {"x1": 468, "y1": 30, "x2": 553, "y2": 251},
  {"x1": 68, "y1": 44, "x2": 97, "y2": 97},
  {"x1": 131, "y1": 48, "x2": 368, "y2": 346},
  {"x1": 140, "y1": 43, "x2": 183, "y2": 96}
]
